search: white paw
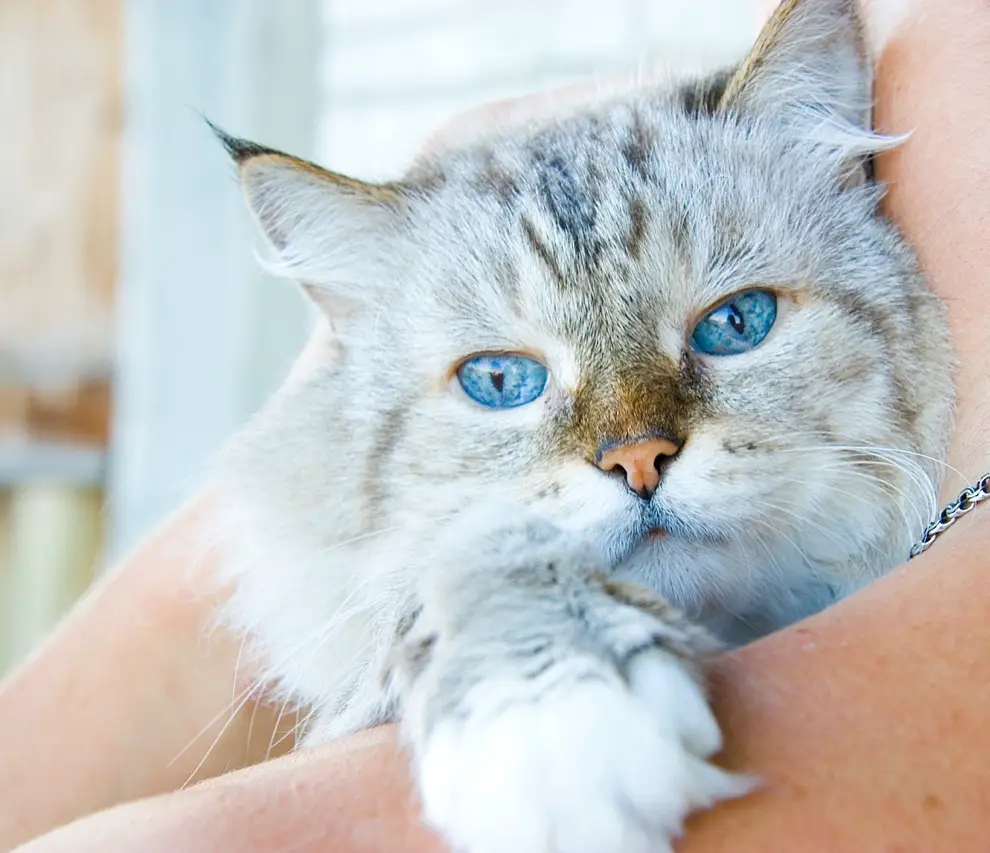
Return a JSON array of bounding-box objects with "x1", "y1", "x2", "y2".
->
[{"x1": 416, "y1": 651, "x2": 752, "y2": 853}]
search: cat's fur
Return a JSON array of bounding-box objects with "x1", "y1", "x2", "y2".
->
[{"x1": 211, "y1": 0, "x2": 953, "y2": 850}]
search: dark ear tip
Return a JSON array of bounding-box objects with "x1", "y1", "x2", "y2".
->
[{"x1": 204, "y1": 117, "x2": 282, "y2": 164}]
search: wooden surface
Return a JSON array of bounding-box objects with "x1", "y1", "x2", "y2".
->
[
  {"x1": 0, "y1": 382, "x2": 111, "y2": 447},
  {"x1": 0, "y1": 0, "x2": 122, "y2": 672},
  {"x1": 107, "y1": 0, "x2": 319, "y2": 557},
  {"x1": 0, "y1": 0, "x2": 119, "y2": 461},
  {"x1": 0, "y1": 0, "x2": 121, "y2": 389},
  {"x1": 1, "y1": 485, "x2": 103, "y2": 671}
]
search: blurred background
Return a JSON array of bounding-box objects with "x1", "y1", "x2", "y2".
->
[{"x1": 0, "y1": 0, "x2": 758, "y2": 674}]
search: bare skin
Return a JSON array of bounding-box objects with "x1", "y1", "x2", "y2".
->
[{"x1": 4, "y1": 0, "x2": 990, "y2": 850}]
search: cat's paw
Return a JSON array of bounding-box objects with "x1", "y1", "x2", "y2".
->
[{"x1": 415, "y1": 649, "x2": 751, "y2": 853}]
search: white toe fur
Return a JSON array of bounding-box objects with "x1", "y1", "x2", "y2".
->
[{"x1": 417, "y1": 659, "x2": 751, "y2": 853}]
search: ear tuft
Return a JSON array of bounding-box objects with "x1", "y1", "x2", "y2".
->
[
  {"x1": 720, "y1": 0, "x2": 872, "y2": 134},
  {"x1": 209, "y1": 120, "x2": 402, "y2": 315},
  {"x1": 207, "y1": 119, "x2": 285, "y2": 164},
  {"x1": 716, "y1": 0, "x2": 909, "y2": 173}
]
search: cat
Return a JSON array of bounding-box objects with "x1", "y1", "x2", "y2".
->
[{"x1": 210, "y1": 0, "x2": 953, "y2": 850}]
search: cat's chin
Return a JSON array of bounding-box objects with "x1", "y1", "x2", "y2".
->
[
  {"x1": 606, "y1": 523, "x2": 837, "y2": 645},
  {"x1": 585, "y1": 497, "x2": 731, "y2": 570}
]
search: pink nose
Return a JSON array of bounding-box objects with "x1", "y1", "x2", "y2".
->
[{"x1": 596, "y1": 437, "x2": 680, "y2": 499}]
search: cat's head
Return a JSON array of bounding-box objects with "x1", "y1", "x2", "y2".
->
[{"x1": 218, "y1": 0, "x2": 951, "y2": 637}]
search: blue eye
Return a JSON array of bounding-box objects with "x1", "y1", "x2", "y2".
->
[
  {"x1": 691, "y1": 290, "x2": 778, "y2": 356},
  {"x1": 457, "y1": 353, "x2": 548, "y2": 409}
]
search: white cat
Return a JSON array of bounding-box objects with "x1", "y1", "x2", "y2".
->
[{"x1": 210, "y1": 0, "x2": 952, "y2": 849}]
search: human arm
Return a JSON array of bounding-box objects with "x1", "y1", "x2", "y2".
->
[
  {"x1": 15, "y1": 505, "x2": 990, "y2": 853},
  {"x1": 0, "y1": 494, "x2": 296, "y2": 850}
]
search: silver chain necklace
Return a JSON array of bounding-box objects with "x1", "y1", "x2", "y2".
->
[{"x1": 909, "y1": 472, "x2": 990, "y2": 558}]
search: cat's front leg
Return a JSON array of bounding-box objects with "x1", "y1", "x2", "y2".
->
[{"x1": 389, "y1": 507, "x2": 751, "y2": 853}]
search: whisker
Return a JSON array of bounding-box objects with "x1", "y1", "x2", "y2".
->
[
  {"x1": 177, "y1": 680, "x2": 268, "y2": 789},
  {"x1": 772, "y1": 441, "x2": 963, "y2": 484},
  {"x1": 746, "y1": 512, "x2": 814, "y2": 572},
  {"x1": 167, "y1": 566, "x2": 395, "y2": 778},
  {"x1": 773, "y1": 467, "x2": 922, "y2": 546},
  {"x1": 763, "y1": 442, "x2": 939, "y2": 524},
  {"x1": 761, "y1": 496, "x2": 884, "y2": 559}
]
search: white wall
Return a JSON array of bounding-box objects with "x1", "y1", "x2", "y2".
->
[
  {"x1": 107, "y1": 1, "x2": 321, "y2": 559},
  {"x1": 320, "y1": 0, "x2": 760, "y2": 178}
]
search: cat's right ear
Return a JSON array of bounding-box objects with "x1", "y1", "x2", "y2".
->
[
  {"x1": 211, "y1": 123, "x2": 401, "y2": 315},
  {"x1": 716, "y1": 0, "x2": 903, "y2": 172}
]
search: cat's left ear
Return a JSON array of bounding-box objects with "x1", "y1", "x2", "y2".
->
[
  {"x1": 211, "y1": 123, "x2": 402, "y2": 316},
  {"x1": 718, "y1": 0, "x2": 901, "y2": 173}
]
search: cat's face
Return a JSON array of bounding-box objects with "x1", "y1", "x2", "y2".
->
[{"x1": 218, "y1": 0, "x2": 952, "y2": 638}]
